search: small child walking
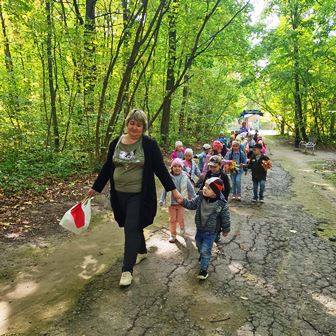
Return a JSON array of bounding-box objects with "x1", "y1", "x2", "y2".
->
[
  {"x1": 256, "y1": 136, "x2": 267, "y2": 155},
  {"x1": 183, "y1": 148, "x2": 201, "y2": 185},
  {"x1": 171, "y1": 141, "x2": 185, "y2": 160},
  {"x1": 160, "y1": 158, "x2": 196, "y2": 243},
  {"x1": 242, "y1": 144, "x2": 270, "y2": 202},
  {"x1": 178, "y1": 177, "x2": 230, "y2": 280},
  {"x1": 200, "y1": 155, "x2": 231, "y2": 201},
  {"x1": 195, "y1": 144, "x2": 211, "y2": 187},
  {"x1": 225, "y1": 140, "x2": 247, "y2": 201},
  {"x1": 195, "y1": 144, "x2": 211, "y2": 173}
]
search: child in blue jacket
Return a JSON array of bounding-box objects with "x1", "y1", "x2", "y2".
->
[{"x1": 178, "y1": 177, "x2": 231, "y2": 280}]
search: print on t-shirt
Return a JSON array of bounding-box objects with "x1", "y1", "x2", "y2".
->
[{"x1": 119, "y1": 150, "x2": 136, "y2": 161}]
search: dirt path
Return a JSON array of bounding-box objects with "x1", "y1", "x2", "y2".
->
[
  {"x1": 267, "y1": 138, "x2": 336, "y2": 240},
  {"x1": 1, "y1": 138, "x2": 335, "y2": 336}
]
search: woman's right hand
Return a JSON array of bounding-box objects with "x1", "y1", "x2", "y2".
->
[
  {"x1": 87, "y1": 188, "x2": 97, "y2": 198},
  {"x1": 82, "y1": 188, "x2": 97, "y2": 202}
]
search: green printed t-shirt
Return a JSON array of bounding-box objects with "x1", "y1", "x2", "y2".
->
[{"x1": 113, "y1": 137, "x2": 145, "y2": 193}]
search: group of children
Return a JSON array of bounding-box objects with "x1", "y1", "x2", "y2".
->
[{"x1": 160, "y1": 129, "x2": 271, "y2": 280}]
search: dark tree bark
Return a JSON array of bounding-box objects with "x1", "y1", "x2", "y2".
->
[
  {"x1": 46, "y1": 0, "x2": 60, "y2": 151},
  {"x1": 160, "y1": 0, "x2": 179, "y2": 146},
  {"x1": 179, "y1": 73, "x2": 189, "y2": 137},
  {"x1": 280, "y1": 116, "x2": 285, "y2": 135},
  {"x1": 0, "y1": 1, "x2": 22, "y2": 142},
  {"x1": 290, "y1": 1, "x2": 308, "y2": 146},
  {"x1": 83, "y1": 0, "x2": 97, "y2": 132}
]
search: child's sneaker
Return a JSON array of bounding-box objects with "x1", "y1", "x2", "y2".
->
[
  {"x1": 135, "y1": 253, "x2": 147, "y2": 265},
  {"x1": 236, "y1": 195, "x2": 242, "y2": 201},
  {"x1": 232, "y1": 195, "x2": 236, "y2": 200},
  {"x1": 169, "y1": 235, "x2": 176, "y2": 243},
  {"x1": 252, "y1": 198, "x2": 258, "y2": 202},
  {"x1": 197, "y1": 270, "x2": 209, "y2": 280},
  {"x1": 259, "y1": 198, "x2": 264, "y2": 203},
  {"x1": 119, "y1": 272, "x2": 133, "y2": 287},
  {"x1": 180, "y1": 227, "x2": 186, "y2": 235}
]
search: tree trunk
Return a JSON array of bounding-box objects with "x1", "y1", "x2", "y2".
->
[
  {"x1": 330, "y1": 112, "x2": 335, "y2": 138},
  {"x1": 46, "y1": 0, "x2": 60, "y2": 151},
  {"x1": 160, "y1": 0, "x2": 179, "y2": 146},
  {"x1": 84, "y1": 0, "x2": 97, "y2": 141},
  {"x1": 179, "y1": 73, "x2": 189, "y2": 136},
  {"x1": 290, "y1": 2, "x2": 307, "y2": 145},
  {"x1": 280, "y1": 116, "x2": 285, "y2": 135},
  {"x1": 0, "y1": 1, "x2": 22, "y2": 143}
]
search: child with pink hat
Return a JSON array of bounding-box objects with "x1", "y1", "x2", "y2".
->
[{"x1": 160, "y1": 158, "x2": 196, "y2": 243}]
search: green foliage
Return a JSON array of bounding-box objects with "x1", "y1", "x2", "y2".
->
[
  {"x1": 0, "y1": 0, "x2": 334, "y2": 194},
  {"x1": 0, "y1": 148, "x2": 91, "y2": 193},
  {"x1": 242, "y1": 0, "x2": 336, "y2": 142}
]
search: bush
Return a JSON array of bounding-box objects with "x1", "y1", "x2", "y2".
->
[{"x1": 0, "y1": 148, "x2": 91, "y2": 193}]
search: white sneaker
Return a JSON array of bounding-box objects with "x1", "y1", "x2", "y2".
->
[
  {"x1": 119, "y1": 272, "x2": 133, "y2": 287},
  {"x1": 180, "y1": 227, "x2": 186, "y2": 235},
  {"x1": 135, "y1": 253, "x2": 147, "y2": 265},
  {"x1": 169, "y1": 235, "x2": 176, "y2": 243}
]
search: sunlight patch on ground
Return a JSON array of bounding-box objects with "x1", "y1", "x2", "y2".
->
[
  {"x1": 299, "y1": 169, "x2": 314, "y2": 173},
  {"x1": 312, "y1": 293, "x2": 336, "y2": 316},
  {"x1": 6, "y1": 281, "x2": 39, "y2": 300},
  {"x1": 78, "y1": 255, "x2": 106, "y2": 280},
  {"x1": 0, "y1": 301, "x2": 10, "y2": 334},
  {"x1": 310, "y1": 181, "x2": 334, "y2": 189}
]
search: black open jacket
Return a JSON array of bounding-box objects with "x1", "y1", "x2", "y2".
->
[
  {"x1": 92, "y1": 135, "x2": 175, "y2": 228},
  {"x1": 246, "y1": 154, "x2": 270, "y2": 181}
]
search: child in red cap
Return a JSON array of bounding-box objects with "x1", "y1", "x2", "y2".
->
[{"x1": 178, "y1": 177, "x2": 231, "y2": 280}]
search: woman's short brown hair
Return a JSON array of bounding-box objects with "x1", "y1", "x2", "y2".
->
[{"x1": 125, "y1": 109, "x2": 148, "y2": 132}]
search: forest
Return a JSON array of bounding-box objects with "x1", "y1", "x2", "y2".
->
[{"x1": 0, "y1": 0, "x2": 335, "y2": 192}]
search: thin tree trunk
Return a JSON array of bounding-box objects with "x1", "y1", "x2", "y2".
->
[
  {"x1": 160, "y1": 0, "x2": 179, "y2": 146},
  {"x1": 280, "y1": 116, "x2": 285, "y2": 135},
  {"x1": 46, "y1": 0, "x2": 60, "y2": 151},
  {"x1": 179, "y1": 73, "x2": 189, "y2": 137},
  {"x1": 290, "y1": 2, "x2": 308, "y2": 145},
  {"x1": 84, "y1": 0, "x2": 97, "y2": 143},
  {"x1": 0, "y1": 1, "x2": 22, "y2": 143}
]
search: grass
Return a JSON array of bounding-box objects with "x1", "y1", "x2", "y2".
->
[{"x1": 312, "y1": 160, "x2": 336, "y2": 187}]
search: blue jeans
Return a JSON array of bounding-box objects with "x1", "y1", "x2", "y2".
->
[
  {"x1": 195, "y1": 231, "x2": 216, "y2": 271},
  {"x1": 253, "y1": 180, "x2": 266, "y2": 200},
  {"x1": 231, "y1": 171, "x2": 242, "y2": 195}
]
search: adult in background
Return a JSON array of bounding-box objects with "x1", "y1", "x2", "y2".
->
[
  {"x1": 253, "y1": 129, "x2": 259, "y2": 142},
  {"x1": 86, "y1": 109, "x2": 181, "y2": 287},
  {"x1": 239, "y1": 121, "x2": 249, "y2": 134}
]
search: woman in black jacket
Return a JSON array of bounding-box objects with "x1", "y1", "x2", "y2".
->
[{"x1": 86, "y1": 109, "x2": 181, "y2": 286}]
